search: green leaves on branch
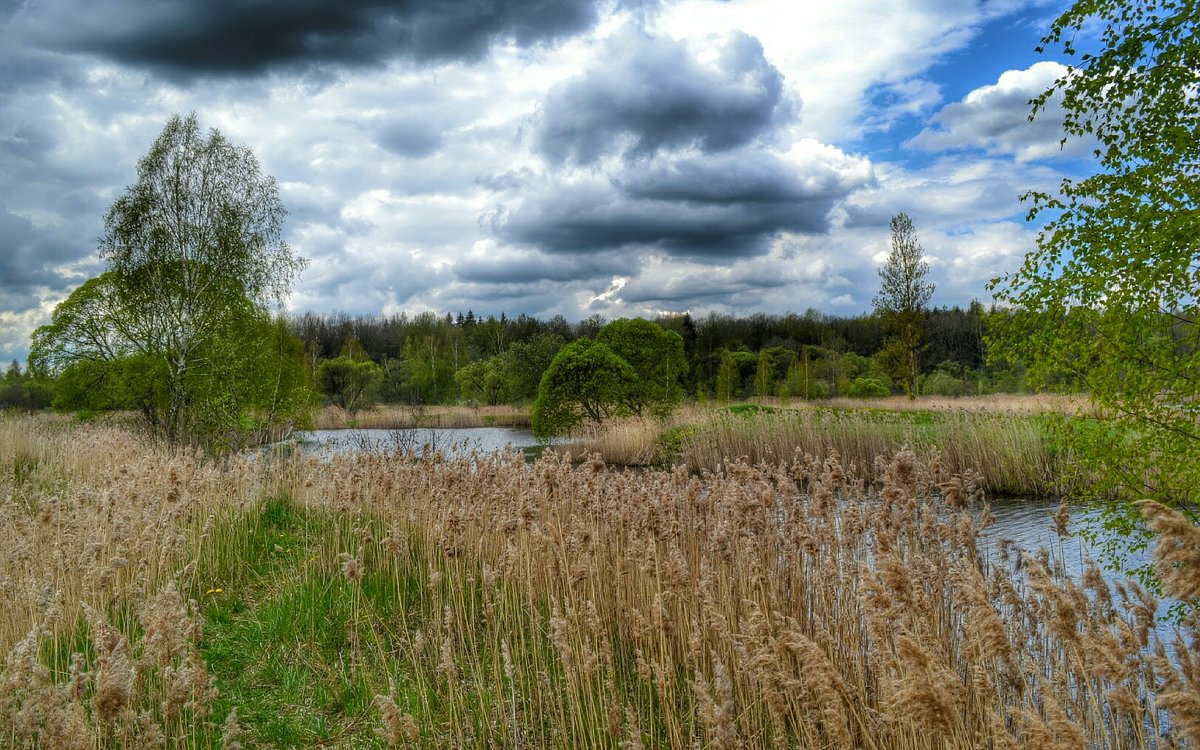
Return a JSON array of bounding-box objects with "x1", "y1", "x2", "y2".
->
[
  {"x1": 990, "y1": 0, "x2": 1200, "y2": 560},
  {"x1": 318, "y1": 357, "x2": 384, "y2": 416},
  {"x1": 597, "y1": 318, "x2": 687, "y2": 417},
  {"x1": 532, "y1": 339, "x2": 639, "y2": 437}
]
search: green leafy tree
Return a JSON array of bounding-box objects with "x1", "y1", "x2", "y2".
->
[
  {"x1": 531, "y1": 339, "x2": 639, "y2": 437},
  {"x1": 753, "y1": 349, "x2": 775, "y2": 397},
  {"x1": 0, "y1": 360, "x2": 53, "y2": 410},
  {"x1": 921, "y1": 361, "x2": 969, "y2": 397},
  {"x1": 398, "y1": 334, "x2": 456, "y2": 404},
  {"x1": 317, "y1": 337, "x2": 384, "y2": 416},
  {"x1": 874, "y1": 213, "x2": 935, "y2": 398},
  {"x1": 30, "y1": 114, "x2": 309, "y2": 447},
  {"x1": 989, "y1": 0, "x2": 1200, "y2": 567},
  {"x1": 846, "y1": 377, "x2": 889, "y2": 399},
  {"x1": 188, "y1": 317, "x2": 313, "y2": 447},
  {"x1": 597, "y1": 319, "x2": 687, "y2": 417},
  {"x1": 788, "y1": 346, "x2": 824, "y2": 399},
  {"x1": 456, "y1": 357, "x2": 509, "y2": 405},
  {"x1": 502, "y1": 333, "x2": 566, "y2": 402},
  {"x1": 715, "y1": 350, "x2": 738, "y2": 402}
]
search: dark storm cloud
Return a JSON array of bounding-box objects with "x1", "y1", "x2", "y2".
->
[
  {"x1": 454, "y1": 250, "x2": 628, "y2": 284},
  {"x1": 0, "y1": 209, "x2": 92, "y2": 295},
  {"x1": 498, "y1": 149, "x2": 872, "y2": 257},
  {"x1": 535, "y1": 29, "x2": 792, "y2": 165},
  {"x1": 619, "y1": 151, "x2": 844, "y2": 204},
  {"x1": 18, "y1": 0, "x2": 648, "y2": 78}
]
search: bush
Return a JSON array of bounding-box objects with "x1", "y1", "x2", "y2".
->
[
  {"x1": 921, "y1": 370, "x2": 968, "y2": 397},
  {"x1": 846, "y1": 377, "x2": 890, "y2": 398}
]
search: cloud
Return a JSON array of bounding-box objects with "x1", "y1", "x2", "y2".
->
[
  {"x1": 498, "y1": 140, "x2": 873, "y2": 257},
  {"x1": 453, "y1": 245, "x2": 630, "y2": 284},
  {"x1": 654, "y1": 0, "x2": 1002, "y2": 142},
  {"x1": 535, "y1": 28, "x2": 793, "y2": 165},
  {"x1": 0, "y1": 209, "x2": 98, "y2": 296},
  {"x1": 617, "y1": 259, "x2": 797, "y2": 304},
  {"x1": 377, "y1": 118, "x2": 445, "y2": 159},
  {"x1": 15, "y1": 0, "x2": 651, "y2": 79},
  {"x1": 907, "y1": 62, "x2": 1086, "y2": 161}
]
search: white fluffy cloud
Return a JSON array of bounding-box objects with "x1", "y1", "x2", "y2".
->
[{"x1": 907, "y1": 61, "x2": 1089, "y2": 161}]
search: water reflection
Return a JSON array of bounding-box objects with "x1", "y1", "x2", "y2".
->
[{"x1": 981, "y1": 498, "x2": 1150, "y2": 583}]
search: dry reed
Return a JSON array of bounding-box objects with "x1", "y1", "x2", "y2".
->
[
  {"x1": 1, "y1": 412, "x2": 1197, "y2": 749},
  {"x1": 573, "y1": 404, "x2": 1057, "y2": 495}
]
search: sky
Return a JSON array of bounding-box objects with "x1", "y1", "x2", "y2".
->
[{"x1": 0, "y1": 0, "x2": 1093, "y2": 363}]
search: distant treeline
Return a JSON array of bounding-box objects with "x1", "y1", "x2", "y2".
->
[
  {"x1": 0, "y1": 361, "x2": 53, "y2": 410},
  {"x1": 1, "y1": 304, "x2": 1034, "y2": 414},
  {"x1": 287, "y1": 303, "x2": 1026, "y2": 407}
]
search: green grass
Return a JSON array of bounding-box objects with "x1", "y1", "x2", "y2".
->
[
  {"x1": 194, "y1": 496, "x2": 431, "y2": 748},
  {"x1": 191, "y1": 494, "x2": 541, "y2": 748},
  {"x1": 718, "y1": 403, "x2": 780, "y2": 417}
]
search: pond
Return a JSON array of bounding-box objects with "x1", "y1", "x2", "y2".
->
[
  {"x1": 980, "y1": 499, "x2": 1149, "y2": 583},
  {"x1": 291, "y1": 427, "x2": 549, "y2": 461}
]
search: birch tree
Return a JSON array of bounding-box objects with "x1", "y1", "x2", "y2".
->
[
  {"x1": 990, "y1": 0, "x2": 1200, "y2": 568},
  {"x1": 32, "y1": 114, "x2": 309, "y2": 447}
]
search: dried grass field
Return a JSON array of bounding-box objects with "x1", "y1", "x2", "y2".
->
[{"x1": 0, "y1": 412, "x2": 1197, "y2": 748}]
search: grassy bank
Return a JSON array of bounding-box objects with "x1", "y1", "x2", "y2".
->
[
  {"x1": 1, "y1": 414, "x2": 1196, "y2": 748},
  {"x1": 315, "y1": 404, "x2": 531, "y2": 430},
  {"x1": 571, "y1": 400, "x2": 1063, "y2": 496}
]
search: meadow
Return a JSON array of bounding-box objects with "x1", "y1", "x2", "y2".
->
[{"x1": 1, "y1": 411, "x2": 1197, "y2": 748}]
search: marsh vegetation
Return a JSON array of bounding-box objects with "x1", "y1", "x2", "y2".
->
[{"x1": 1, "y1": 413, "x2": 1197, "y2": 748}]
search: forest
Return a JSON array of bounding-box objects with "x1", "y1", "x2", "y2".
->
[
  {"x1": 285, "y1": 302, "x2": 1015, "y2": 408},
  {"x1": 2, "y1": 303, "x2": 1018, "y2": 415}
]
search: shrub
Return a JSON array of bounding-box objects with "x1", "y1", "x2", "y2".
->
[
  {"x1": 921, "y1": 370, "x2": 968, "y2": 397},
  {"x1": 846, "y1": 377, "x2": 890, "y2": 398}
]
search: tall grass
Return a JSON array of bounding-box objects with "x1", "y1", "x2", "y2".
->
[
  {"x1": 1, "y1": 413, "x2": 1197, "y2": 748},
  {"x1": 808, "y1": 392, "x2": 1094, "y2": 416},
  {"x1": 574, "y1": 405, "x2": 1059, "y2": 495}
]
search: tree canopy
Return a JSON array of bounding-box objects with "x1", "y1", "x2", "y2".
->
[
  {"x1": 529, "y1": 320, "x2": 691, "y2": 437},
  {"x1": 990, "y1": 0, "x2": 1200, "y2": 563},
  {"x1": 530, "y1": 339, "x2": 639, "y2": 438},
  {"x1": 596, "y1": 318, "x2": 687, "y2": 416},
  {"x1": 317, "y1": 338, "x2": 384, "y2": 416},
  {"x1": 30, "y1": 114, "x2": 310, "y2": 449}
]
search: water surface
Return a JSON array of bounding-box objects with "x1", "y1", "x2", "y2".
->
[{"x1": 293, "y1": 427, "x2": 548, "y2": 461}]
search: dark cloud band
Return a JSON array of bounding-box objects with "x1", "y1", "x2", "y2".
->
[
  {"x1": 497, "y1": 149, "x2": 873, "y2": 257},
  {"x1": 18, "y1": 0, "x2": 650, "y2": 78}
]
